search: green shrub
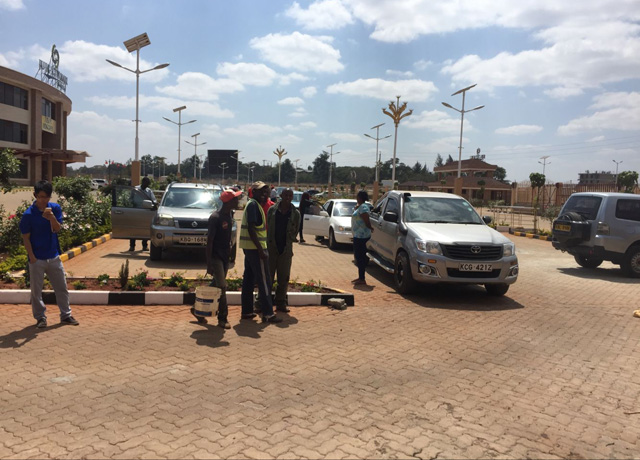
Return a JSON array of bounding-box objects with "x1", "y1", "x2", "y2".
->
[
  {"x1": 162, "y1": 271, "x2": 186, "y2": 287},
  {"x1": 118, "y1": 259, "x2": 130, "y2": 288},
  {"x1": 97, "y1": 273, "x2": 110, "y2": 285},
  {"x1": 53, "y1": 176, "x2": 92, "y2": 201},
  {"x1": 72, "y1": 280, "x2": 87, "y2": 290}
]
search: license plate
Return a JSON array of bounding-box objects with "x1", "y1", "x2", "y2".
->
[
  {"x1": 459, "y1": 263, "x2": 493, "y2": 272},
  {"x1": 554, "y1": 223, "x2": 571, "y2": 232},
  {"x1": 178, "y1": 236, "x2": 207, "y2": 244}
]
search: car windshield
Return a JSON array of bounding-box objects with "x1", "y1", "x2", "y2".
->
[
  {"x1": 161, "y1": 188, "x2": 222, "y2": 209},
  {"x1": 403, "y1": 197, "x2": 484, "y2": 224},
  {"x1": 562, "y1": 195, "x2": 602, "y2": 220},
  {"x1": 333, "y1": 202, "x2": 355, "y2": 216}
]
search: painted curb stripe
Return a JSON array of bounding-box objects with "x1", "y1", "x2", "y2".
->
[
  {"x1": 60, "y1": 233, "x2": 112, "y2": 262},
  {"x1": 509, "y1": 230, "x2": 551, "y2": 241},
  {"x1": 0, "y1": 290, "x2": 355, "y2": 307}
]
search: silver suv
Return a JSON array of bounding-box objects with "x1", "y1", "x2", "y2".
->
[
  {"x1": 111, "y1": 183, "x2": 236, "y2": 262},
  {"x1": 366, "y1": 191, "x2": 519, "y2": 295},
  {"x1": 552, "y1": 192, "x2": 640, "y2": 277}
]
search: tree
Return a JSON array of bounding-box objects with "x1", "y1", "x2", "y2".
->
[
  {"x1": 617, "y1": 171, "x2": 638, "y2": 193},
  {"x1": 140, "y1": 154, "x2": 153, "y2": 177},
  {"x1": 412, "y1": 161, "x2": 423, "y2": 174},
  {"x1": 312, "y1": 151, "x2": 330, "y2": 183},
  {"x1": 529, "y1": 172, "x2": 546, "y2": 232},
  {"x1": 280, "y1": 158, "x2": 296, "y2": 183},
  {"x1": 445, "y1": 154, "x2": 454, "y2": 165},
  {"x1": 434, "y1": 154, "x2": 444, "y2": 168},
  {"x1": 0, "y1": 148, "x2": 20, "y2": 193},
  {"x1": 493, "y1": 166, "x2": 507, "y2": 182}
]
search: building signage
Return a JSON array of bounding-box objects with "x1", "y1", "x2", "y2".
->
[
  {"x1": 36, "y1": 45, "x2": 68, "y2": 93},
  {"x1": 41, "y1": 116, "x2": 56, "y2": 134}
]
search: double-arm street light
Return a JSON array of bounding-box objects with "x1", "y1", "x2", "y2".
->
[
  {"x1": 184, "y1": 133, "x2": 206, "y2": 180},
  {"x1": 219, "y1": 162, "x2": 228, "y2": 182},
  {"x1": 106, "y1": 32, "x2": 169, "y2": 186},
  {"x1": 231, "y1": 151, "x2": 242, "y2": 184},
  {"x1": 364, "y1": 123, "x2": 392, "y2": 183},
  {"x1": 613, "y1": 159, "x2": 623, "y2": 183},
  {"x1": 441, "y1": 84, "x2": 484, "y2": 178},
  {"x1": 163, "y1": 106, "x2": 196, "y2": 176},
  {"x1": 325, "y1": 143, "x2": 339, "y2": 188}
]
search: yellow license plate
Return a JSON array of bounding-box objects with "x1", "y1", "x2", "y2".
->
[{"x1": 554, "y1": 223, "x2": 571, "y2": 232}]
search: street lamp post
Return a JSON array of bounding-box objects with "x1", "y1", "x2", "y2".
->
[
  {"x1": 219, "y1": 162, "x2": 228, "y2": 182},
  {"x1": 538, "y1": 156, "x2": 551, "y2": 210},
  {"x1": 232, "y1": 151, "x2": 242, "y2": 184},
  {"x1": 382, "y1": 96, "x2": 413, "y2": 185},
  {"x1": 441, "y1": 84, "x2": 484, "y2": 179},
  {"x1": 163, "y1": 106, "x2": 195, "y2": 177},
  {"x1": 106, "y1": 33, "x2": 169, "y2": 186},
  {"x1": 294, "y1": 159, "x2": 300, "y2": 188},
  {"x1": 613, "y1": 159, "x2": 623, "y2": 184},
  {"x1": 364, "y1": 123, "x2": 391, "y2": 183},
  {"x1": 273, "y1": 146, "x2": 287, "y2": 186},
  {"x1": 184, "y1": 133, "x2": 206, "y2": 180},
  {"x1": 325, "y1": 143, "x2": 339, "y2": 189}
]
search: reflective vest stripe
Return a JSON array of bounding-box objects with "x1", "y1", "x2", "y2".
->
[{"x1": 239, "y1": 199, "x2": 267, "y2": 249}]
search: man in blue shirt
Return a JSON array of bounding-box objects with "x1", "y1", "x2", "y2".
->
[{"x1": 19, "y1": 180, "x2": 79, "y2": 328}]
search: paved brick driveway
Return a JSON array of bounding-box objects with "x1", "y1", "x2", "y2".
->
[{"x1": 2, "y1": 235, "x2": 640, "y2": 459}]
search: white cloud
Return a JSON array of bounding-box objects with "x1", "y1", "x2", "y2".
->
[
  {"x1": 279, "y1": 72, "x2": 310, "y2": 85},
  {"x1": 299, "y1": 121, "x2": 318, "y2": 128},
  {"x1": 326, "y1": 78, "x2": 438, "y2": 101},
  {"x1": 285, "y1": 0, "x2": 354, "y2": 30},
  {"x1": 156, "y1": 72, "x2": 244, "y2": 101},
  {"x1": 216, "y1": 62, "x2": 278, "y2": 86},
  {"x1": 0, "y1": 49, "x2": 24, "y2": 67},
  {"x1": 587, "y1": 136, "x2": 605, "y2": 142},
  {"x1": 543, "y1": 87, "x2": 585, "y2": 99},
  {"x1": 289, "y1": 107, "x2": 308, "y2": 118},
  {"x1": 414, "y1": 59, "x2": 433, "y2": 71},
  {"x1": 223, "y1": 124, "x2": 283, "y2": 137},
  {"x1": 330, "y1": 132, "x2": 366, "y2": 143},
  {"x1": 405, "y1": 110, "x2": 467, "y2": 134},
  {"x1": 558, "y1": 92, "x2": 640, "y2": 135},
  {"x1": 86, "y1": 95, "x2": 234, "y2": 118},
  {"x1": 278, "y1": 97, "x2": 305, "y2": 106},
  {"x1": 0, "y1": 0, "x2": 25, "y2": 10},
  {"x1": 301, "y1": 86, "x2": 317, "y2": 98},
  {"x1": 250, "y1": 32, "x2": 344, "y2": 73},
  {"x1": 495, "y1": 125, "x2": 544, "y2": 135},
  {"x1": 386, "y1": 69, "x2": 415, "y2": 78}
]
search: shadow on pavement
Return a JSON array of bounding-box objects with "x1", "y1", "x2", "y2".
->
[
  {"x1": 557, "y1": 266, "x2": 637, "y2": 283},
  {"x1": 189, "y1": 322, "x2": 230, "y2": 348},
  {"x1": 0, "y1": 323, "x2": 64, "y2": 349},
  {"x1": 366, "y1": 265, "x2": 525, "y2": 311}
]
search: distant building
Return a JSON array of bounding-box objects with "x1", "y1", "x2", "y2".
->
[
  {"x1": 401, "y1": 157, "x2": 512, "y2": 203},
  {"x1": 578, "y1": 170, "x2": 616, "y2": 185},
  {"x1": 0, "y1": 65, "x2": 87, "y2": 185}
]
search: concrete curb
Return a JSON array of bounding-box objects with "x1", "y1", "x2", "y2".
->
[
  {"x1": 509, "y1": 229, "x2": 552, "y2": 241},
  {"x1": 59, "y1": 233, "x2": 112, "y2": 262},
  {"x1": 0, "y1": 290, "x2": 355, "y2": 306}
]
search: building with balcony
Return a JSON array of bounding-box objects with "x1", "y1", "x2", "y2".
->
[
  {"x1": 0, "y1": 65, "x2": 87, "y2": 185},
  {"x1": 578, "y1": 170, "x2": 616, "y2": 185}
]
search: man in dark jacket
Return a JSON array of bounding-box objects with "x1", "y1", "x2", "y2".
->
[{"x1": 267, "y1": 188, "x2": 301, "y2": 312}]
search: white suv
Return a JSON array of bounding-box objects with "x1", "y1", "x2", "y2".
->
[{"x1": 552, "y1": 192, "x2": 640, "y2": 277}]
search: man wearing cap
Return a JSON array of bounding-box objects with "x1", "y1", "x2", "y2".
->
[
  {"x1": 191, "y1": 188, "x2": 242, "y2": 329},
  {"x1": 239, "y1": 181, "x2": 282, "y2": 324},
  {"x1": 267, "y1": 188, "x2": 300, "y2": 313}
]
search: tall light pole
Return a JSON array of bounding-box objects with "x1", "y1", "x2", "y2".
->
[
  {"x1": 364, "y1": 123, "x2": 392, "y2": 183},
  {"x1": 382, "y1": 96, "x2": 413, "y2": 184},
  {"x1": 294, "y1": 159, "x2": 300, "y2": 188},
  {"x1": 441, "y1": 84, "x2": 484, "y2": 179},
  {"x1": 326, "y1": 143, "x2": 339, "y2": 188},
  {"x1": 106, "y1": 33, "x2": 169, "y2": 186},
  {"x1": 163, "y1": 106, "x2": 195, "y2": 177},
  {"x1": 613, "y1": 160, "x2": 623, "y2": 184},
  {"x1": 219, "y1": 162, "x2": 228, "y2": 182},
  {"x1": 273, "y1": 146, "x2": 287, "y2": 186},
  {"x1": 232, "y1": 150, "x2": 242, "y2": 184},
  {"x1": 538, "y1": 156, "x2": 551, "y2": 210},
  {"x1": 184, "y1": 133, "x2": 206, "y2": 180}
]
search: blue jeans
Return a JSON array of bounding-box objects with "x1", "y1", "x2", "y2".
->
[
  {"x1": 353, "y1": 237, "x2": 370, "y2": 281},
  {"x1": 29, "y1": 256, "x2": 72, "y2": 321},
  {"x1": 241, "y1": 249, "x2": 274, "y2": 317}
]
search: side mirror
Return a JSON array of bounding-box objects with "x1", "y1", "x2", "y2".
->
[
  {"x1": 319, "y1": 211, "x2": 329, "y2": 217},
  {"x1": 383, "y1": 211, "x2": 398, "y2": 223},
  {"x1": 482, "y1": 215, "x2": 492, "y2": 224},
  {"x1": 142, "y1": 200, "x2": 155, "y2": 209}
]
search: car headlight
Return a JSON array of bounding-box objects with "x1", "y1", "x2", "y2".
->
[
  {"x1": 416, "y1": 239, "x2": 442, "y2": 255},
  {"x1": 155, "y1": 214, "x2": 175, "y2": 227},
  {"x1": 337, "y1": 226, "x2": 351, "y2": 232},
  {"x1": 503, "y1": 242, "x2": 515, "y2": 257}
]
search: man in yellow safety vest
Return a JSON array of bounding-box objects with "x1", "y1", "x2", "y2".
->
[{"x1": 239, "y1": 181, "x2": 283, "y2": 323}]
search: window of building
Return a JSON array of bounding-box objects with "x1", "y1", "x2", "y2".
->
[
  {"x1": 0, "y1": 119, "x2": 28, "y2": 144},
  {"x1": 42, "y1": 98, "x2": 56, "y2": 120},
  {"x1": 14, "y1": 159, "x2": 28, "y2": 179},
  {"x1": 0, "y1": 82, "x2": 28, "y2": 109}
]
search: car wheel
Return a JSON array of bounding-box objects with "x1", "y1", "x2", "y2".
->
[
  {"x1": 149, "y1": 242, "x2": 162, "y2": 261},
  {"x1": 394, "y1": 251, "x2": 417, "y2": 294},
  {"x1": 328, "y1": 228, "x2": 338, "y2": 250},
  {"x1": 574, "y1": 255, "x2": 603, "y2": 269},
  {"x1": 622, "y1": 246, "x2": 640, "y2": 278},
  {"x1": 485, "y1": 283, "x2": 509, "y2": 296}
]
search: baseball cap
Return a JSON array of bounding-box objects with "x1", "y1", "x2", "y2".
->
[
  {"x1": 251, "y1": 181, "x2": 268, "y2": 190},
  {"x1": 220, "y1": 189, "x2": 243, "y2": 203}
]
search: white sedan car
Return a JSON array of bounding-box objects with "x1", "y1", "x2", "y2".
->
[{"x1": 302, "y1": 199, "x2": 357, "y2": 249}]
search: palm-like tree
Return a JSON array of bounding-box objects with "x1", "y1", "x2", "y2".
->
[{"x1": 382, "y1": 96, "x2": 413, "y2": 184}]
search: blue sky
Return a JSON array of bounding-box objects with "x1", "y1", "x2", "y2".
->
[{"x1": 1, "y1": 0, "x2": 639, "y2": 183}]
